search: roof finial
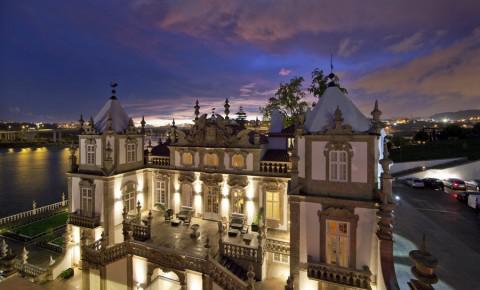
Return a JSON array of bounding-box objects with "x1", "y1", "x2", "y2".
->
[
  {"x1": 140, "y1": 116, "x2": 146, "y2": 134},
  {"x1": 330, "y1": 53, "x2": 334, "y2": 74},
  {"x1": 224, "y1": 98, "x2": 230, "y2": 119},
  {"x1": 110, "y1": 81, "x2": 118, "y2": 100},
  {"x1": 194, "y1": 99, "x2": 200, "y2": 120}
]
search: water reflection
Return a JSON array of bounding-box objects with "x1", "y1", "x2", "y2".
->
[{"x1": 0, "y1": 146, "x2": 69, "y2": 217}]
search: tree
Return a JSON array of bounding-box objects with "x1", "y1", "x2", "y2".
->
[
  {"x1": 308, "y1": 68, "x2": 348, "y2": 98},
  {"x1": 472, "y1": 122, "x2": 480, "y2": 135},
  {"x1": 260, "y1": 76, "x2": 308, "y2": 127},
  {"x1": 413, "y1": 130, "x2": 429, "y2": 143},
  {"x1": 442, "y1": 124, "x2": 465, "y2": 139}
]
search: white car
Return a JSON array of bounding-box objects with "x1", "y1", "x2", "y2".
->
[
  {"x1": 405, "y1": 178, "x2": 425, "y2": 188},
  {"x1": 467, "y1": 192, "x2": 480, "y2": 209}
]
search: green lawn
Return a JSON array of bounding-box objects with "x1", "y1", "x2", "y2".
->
[
  {"x1": 50, "y1": 236, "x2": 64, "y2": 247},
  {"x1": 14, "y1": 212, "x2": 68, "y2": 237}
]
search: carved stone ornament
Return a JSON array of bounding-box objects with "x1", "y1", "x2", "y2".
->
[
  {"x1": 199, "y1": 173, "x2": 223, "y2": 185},
  {"x1": 178, "y1": 172, "x2": 195, "y2": 183},
  {"x1": 227, "y1": 175, "x2": 249, "y2": 188}
]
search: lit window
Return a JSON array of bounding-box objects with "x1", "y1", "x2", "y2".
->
[
  {"x1": 126, "y1": 143, "x2": 136, "y2": 163},
  {"x1": 326, "y1": 220, "x2": 350, "y2": 267},
  {"x1": 329, "y1": 151, "x2": 348, "y2": 182},
  {"x1": 204, "y1": 153, "x2": 219, "y2": 167},
  {"x1": 123, "y1": 183, "x2": 136, "y2": 213},
  {"x1": 86, "y1": 144, "x2": 95, "y2": 165},
  {"x1": 181, "y1": 183, "x2": 193, "y2": 207},
  {"x1": 273, "y1": 253, "x2": 289, "y2": 264},
  {"x1": 232, "y1": 154, "x2": 245, "y2": 168},
  {"x1": 206, "y1": 186, "x2": 220, "y2": 214},
  {"x1": 266, "y1": 191, "x2": 281, "y2": 221},
  {"x1": 155, "y1": 179, "x2": 167, "y2": 204},
  {"x1": 81, "y1": 187, "x2": 94, "y2": 216},
  {"x1": 182, "y1": 152, "x2": 193, "y2": 165},
  {"x1": 231, "y1": 189, "x2": 245, "y2": 213}
]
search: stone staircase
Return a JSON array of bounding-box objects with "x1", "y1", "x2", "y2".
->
[{"x1": 219, "y1": 256, "x2": 248, "y2": 281}]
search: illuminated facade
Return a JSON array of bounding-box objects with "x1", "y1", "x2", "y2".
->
[{"x1": 61, "y1": 77, "x2": 398, "y2": 290}]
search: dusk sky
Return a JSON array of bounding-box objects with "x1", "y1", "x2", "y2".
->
[{"x1": 1, "y1": 0, "x2": 480, "y2": 125}]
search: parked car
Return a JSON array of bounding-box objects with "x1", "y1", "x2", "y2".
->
[
  {"x1": 456, "y1": 191, "x2": 472, "y2": 202},
  {"x1": 404, "y1": 178, "x2": 425, "y2": 188},
  {"x1": 465, "y1": 180, "x2": 480, "y2": 191},
  {"x1": 422, "y1": 178, "x2": 444, "y2": 190},
  {"x1": 467, "y1": 193, "x2": 480, "y2": 209},
  {"x1": 443, "y1": 178, "x2": 466, "y2": 190}
]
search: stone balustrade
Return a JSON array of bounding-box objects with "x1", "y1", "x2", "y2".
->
[
  {"x1": 68, "y1": 211, "x2": 101, "y2": 228},
  {"x1": 0, "y1": 199, "x2": 68, "y2": 226},
  {"x1": 14, "y1": 259, "x2": 47, "y2": 277},
  {"x1": 259, "y1": 161, "x2": 290, "y2": 174},
  {"x1": 208, "y1": 257, "x2": 250, "y2": 290},
  {"x1": 220, "y1": 241, "x2": 260, "y2": 263},
  {"x1": 266, "y1": 238, "x2": 290, "y2": 255},
  {"x1": 307, "y1": 261, "x2": 372, "y2": 289},
  {"x1": 82, "y1": 240, "x2": 254, "y2": 290},
  {"x1": 149, "y1": 156, "x2": 170, "y2": 167},
  {"x1": 130, "y1": 223, "x2": 151, "y2": 241}
]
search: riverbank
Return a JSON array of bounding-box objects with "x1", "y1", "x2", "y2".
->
[{"x1": 0, "y1": 142, "x2": 73, "y2": 149}]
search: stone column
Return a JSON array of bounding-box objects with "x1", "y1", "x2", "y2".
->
[
  {"x1": 127, "y1": 254, "x2": 133, "y2": 290},
  {"x1": 289, "y1": 200, "x2": 300, "y2": 289},
  {"x1": 82, "y1": 261, "x2": 90, "y2": 290},
  {"x1": 100, "y1": 265, "x2": 107, "y2": 290}
]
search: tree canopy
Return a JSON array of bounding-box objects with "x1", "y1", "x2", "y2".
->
[
  {"x1": 260, "y1": 76, "x2": 308, "y2": 127},
  {"x1": 260, "y1": 68, "x2": 348, "y2": 127}
]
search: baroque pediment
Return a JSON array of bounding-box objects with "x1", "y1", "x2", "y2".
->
[{"x1": 170, "y1": 113, "x2": 258, "y2": 148}]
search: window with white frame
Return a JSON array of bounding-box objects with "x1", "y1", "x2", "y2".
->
[
  {"x1": 273, "y1": 253, "x2": 289, "y2": 264},
  {"x1": 86, "y1": 144, "x2": 96, "y2": 165},
  {"x1": 325, "y1": 219, "x2": 350, "y2": 267},
  {"x1": 155, "y1": 179, "x2": 168, "y2": 205},
  {"x1": 81, "y1": 187, "x2": 94, "y2": 216},
  {"x1": 123, "y1": 183, "x2": 137, "y2": 213},
  {"x1": 126, "y1": 143, "x2": 136, "y2": 163},
  {"x1": 266, "y1": 190, "x2": 281, "y2": 221},
  {"x1": 329, "y1": 150, "x2": 348, "y2": 182}
]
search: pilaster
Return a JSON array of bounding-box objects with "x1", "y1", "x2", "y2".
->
[{"x1": 289, "y1": 200, "x2": 300, "y2": 289}]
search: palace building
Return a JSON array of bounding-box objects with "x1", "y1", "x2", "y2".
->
[{"x1": 61, "y1": 75, "x2": 399, "y2": 290}]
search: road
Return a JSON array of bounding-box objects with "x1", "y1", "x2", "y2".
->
[{"x1": 392, "y1": 182, "x2": 480, "y2": 290}]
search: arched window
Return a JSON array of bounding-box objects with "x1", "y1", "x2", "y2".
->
[
  {"x1": 181, "y1": 183, "x2": 193, "y2": 207},
  {"x1": 329, "y1": 150, "x2": 348, "y2": 182},
  {"x1": 206, "y1": 186, "x2": 220, "y2": 214},
  {"x1": 123, "y1": 183, "x2": 137, "y2": 213},
  {"x1": 231, "y1": 153, "x2": 245, "y2": 169},
  {"x1": 204, "y1": 153, "x2": 219, "y2": 167},
  {"x1": 182, "y1": 152, "x2": 193, "y2": 166}
]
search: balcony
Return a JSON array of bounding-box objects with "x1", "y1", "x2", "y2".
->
[
  {"x1": 68, "y1": 211, "x2": 100, "y2": 228},
  {"x1": 259, "y1": 161, "x2": 291, "y2": 174},
  {"x1": 307, "y1": 261, "x2": 372, "y2": 289},
  {"x1": 148, "y1": 156, "x2": 170, "y2": 167}
]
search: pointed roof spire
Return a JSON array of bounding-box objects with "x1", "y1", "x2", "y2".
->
[
  {"x1": 224, "y1": 98, "x2": 230, "y2": 119},
  {"x1": 140, "y1": 116, "x2": 146, "y2": 134},
  {"x1": 194, "y1": 99, "x2": 200, "y2": 120},
  {"x1": 89, "y1": 116, "x2": 95, "y2": 128},
  {"x1": 110, "y1": 81, "x2": 118, "y2": 100},
  {"x1": 371, "y1": 100, "x2": 382, "y2": 121},
  {"x1": 330, "y1": 53, "x2": 334, "y2": 74}
]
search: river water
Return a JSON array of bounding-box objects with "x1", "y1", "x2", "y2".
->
[{"x1": 0, "y1": 146, "x2": 69, "y2": 217}]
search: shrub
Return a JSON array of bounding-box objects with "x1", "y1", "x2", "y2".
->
[{"x1": 59, "y1": 268, "x2": 74, "y2": 279}]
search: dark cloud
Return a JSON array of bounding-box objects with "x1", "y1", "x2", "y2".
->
[{"x1": 0, "y1": 0, "x2": 479, "y2": 122}]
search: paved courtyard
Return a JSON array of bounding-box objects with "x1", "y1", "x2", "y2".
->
[{"x1": 392, "y1": 182, "x2": 480, "y2": 290}]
